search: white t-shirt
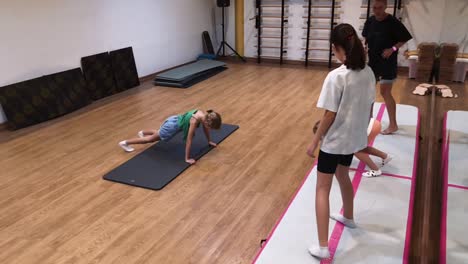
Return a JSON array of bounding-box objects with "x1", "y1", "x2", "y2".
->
[{"x1": 317, "y1": 64, "x2": 376, "y2": 155}]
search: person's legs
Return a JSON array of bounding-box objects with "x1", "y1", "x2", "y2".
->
[
  {"x1": 367, "y1": 118, "x2": 381, "y2": 144},
  {"x1": 126, "y1": 131, "x2": 161, "y2": 145},
  {"x1": 364, "y1": 146, "x2": 387, "y2": 160},
  {"x1": 139, "y1": 130, "x2": 157, "y2": 137},
  {"x1": 331, "y1": 163, "x2": 357, "y2": 228},
  {"x1": 119, "y1": 131, "x2": 161, "y2": 152},
  {"x1": 316, "y1": 170, "x2": 334, "y2": 247},
  {"x1": 364, "y1": 119, "x2": 392, "y2": 170},
  {"x1": 355, "y1": 150, "x2": 383, "y2": 177},
  {"x1": 380, "y1": 80, "x2": 398, "y2": 134},
  {"x1": 358, "y1": 147, "x2": 394, "y2": 177},
  {"x1": 335, "y1": 154, "x2": 355, "y2": 221},
  {"x1": 355, "y1": 151, "x2": 380, "y2": 171},
  {"x1": 310, "y1": 171, "x2": 333, "y2": 259},
  {"x1": 365, "y1": 146, "x2": 393, "y2": 167},
  {"x1": 334, "y1": 164, "x2": 354, "y2": 219},
  {"x1": 309, "y1": 151, "x2": 337, "y2": 259}
]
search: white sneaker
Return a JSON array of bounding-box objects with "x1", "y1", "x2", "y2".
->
[
  {"x1": 137, "y1": 131, "x2": 145, "y2": 138},
  {"x1": 363, "y1": 169, "x2": 382, "y2": 177},
  {"x1": 308, "y1": 246, "x2": 330, "y2": 259},
  {"x1": 381, "y1": 154, "x2": 394, "y2": 167},
  {"x1": 330, "y1": 214, "x2": 357, "y2": 228},
  {"x1": 119, "y1": 141, "x2": 134, "y2": 152}
]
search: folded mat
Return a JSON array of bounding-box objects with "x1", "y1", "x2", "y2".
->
[
  {"x1": 154, "y1": 67, "x2": 227, "y2": 88},
  {"x1": 155, "y1": 60, "x2": 226, "y2": 82}
]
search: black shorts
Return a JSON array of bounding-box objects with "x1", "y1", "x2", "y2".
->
[
  {"x1": 317, "y1": 150, "x2": 354, "y2": 174},
  {"x1": 369, "y1": 55, "x2": 398, "y2": 81}
]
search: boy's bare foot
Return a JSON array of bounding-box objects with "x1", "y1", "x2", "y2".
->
[{"x1": 381, "y1": 126, "x2": 398, "y2": 135}]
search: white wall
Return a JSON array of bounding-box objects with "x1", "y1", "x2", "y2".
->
[
  {"x1": 0, "y1": 0, "x2": 216, "y2": 124},
  {"x1": 244, "y1": 0, "x2": 257, "y2": 58},
  {"x1": 241, "y1": 0, "x2": 468, "y2": 60},
  {"x1": 439, "y1": 0, "x2": 468, "y2": 52},
  {"x1": 404, "y1": 0, "x2": 445, "y2": 50},
  {"x1": 405, "y1": 0, "x2": 467, "y2": 52}
]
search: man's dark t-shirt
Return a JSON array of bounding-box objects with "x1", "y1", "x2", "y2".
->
[{"x1": 362, "y1": 15, "x2": 412, "y2": 80}]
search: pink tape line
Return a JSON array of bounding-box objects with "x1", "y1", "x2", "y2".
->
[
  {"x1": 323, "y1": 103, "x2": 387, "y2": 264},
  {"x1": 440, "y1": 113, "x2": 449, "y2": 264},
  {"x1": 251, "y1": 160, "x2": 318, "y2": 263}
]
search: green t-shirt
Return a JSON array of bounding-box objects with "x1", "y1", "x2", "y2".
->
[{"x1": 178, "y1": 109, "x2": 198, "y2": 140}]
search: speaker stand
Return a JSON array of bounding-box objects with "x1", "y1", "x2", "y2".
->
[{"x1": 216, "y1": 6, "x2": 246, "y2": 62}]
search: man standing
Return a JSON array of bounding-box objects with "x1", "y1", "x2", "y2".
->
[{"x1": 363, "y1": 0, "x2": 412, "y2": 134}]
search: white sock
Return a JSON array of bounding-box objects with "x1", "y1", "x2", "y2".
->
[
  {"x1": 382, "y1": 154, "x2": 394, "y2": 167},
  {"x1": 363, "y1": 169, "x2": 382, "y2": 178},
  {"x1": 138, "y1": 131, "x2": 145, "y2": 138},
  {"x1": 119, "y1": 141, "x2": 134, "y2": 152},
  {"x1": 308, "y1": 246, "x2": 330, "y2": 259},
  {"x1": 330, "y1": 214, "x2": 357, "y2": 228}
]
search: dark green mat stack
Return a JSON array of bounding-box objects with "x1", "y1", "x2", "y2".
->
[{"x1": 154, "y1": 60, "x2": 227, "y2": 88}]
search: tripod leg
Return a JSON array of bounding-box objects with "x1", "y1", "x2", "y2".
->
[
  {"x1": 225, "y1": 42, "x2": 246, "y2": 62},
  {"x1": 216, "y1": 42, "x2": 223, "y2": 57},
  {"x1": 222, "y1": 6, "x2": 226, "y2": 56}
]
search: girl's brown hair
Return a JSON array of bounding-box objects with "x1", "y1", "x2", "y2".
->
[
  {"x1": 206, "y1": 110, "x2": 222, "y2": 129},
  {"x1": 330, "y1": 23, "x2": 366, "y2": 70}
]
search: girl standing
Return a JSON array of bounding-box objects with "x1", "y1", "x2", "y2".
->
[{"x1": 306, "y1": 24, "x2": 376, "y2": 259}]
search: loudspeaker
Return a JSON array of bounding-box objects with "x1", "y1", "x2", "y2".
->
[{"x1": 217, "y1": 0, "x2": 230, "y2": 7}]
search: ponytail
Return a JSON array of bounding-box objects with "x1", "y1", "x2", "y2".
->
[{"x1": 330, "y1": 23, "x2": 366, "y2": 70}]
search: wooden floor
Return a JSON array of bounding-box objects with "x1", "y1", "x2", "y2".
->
[{"x1": 0, "y1": 63, "x2": 466, "y2": 264}]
